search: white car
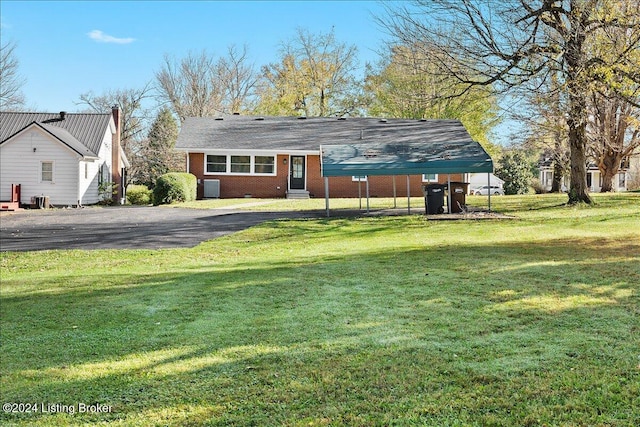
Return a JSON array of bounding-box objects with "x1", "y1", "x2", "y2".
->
[{"x1": 472, "y1": 185, "x2": 504, "y2": 195}]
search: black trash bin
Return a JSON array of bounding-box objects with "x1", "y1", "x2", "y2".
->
[
  {"x1": 423, "y1": 184, "x2": 446, "y2": 214},
  {"x1": 449, "y1": 182, "x2": 469, "y2": 213}
]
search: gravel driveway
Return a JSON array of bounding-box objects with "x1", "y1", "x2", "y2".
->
[{"x1": 0, "y1": 206, "x2": 324, "y2": 251}]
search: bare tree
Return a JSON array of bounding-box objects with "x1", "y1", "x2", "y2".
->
[
  {"x1": 380, "y1": 0, "x2": 640, "y2": 204},
  {"x1": 588, "y1": 92, "x2": 639, "y2": 191},
  {"x1": 217, "y1": 44, "x2": 258, "y2": 114},
  {"x1": 78, "y1": 84, "x2": 153, "y2": 151},
  {"x1": 0, "y1": 40, "x2": 26, "y2": 110},
  {"x1": 156, "y1": 47, "x2": 257, "y2": 122},
  {"x1": 156, "y1": 51, "x2": 223, "y2": 122},
  {"x1": 77, "y1": 84, "x2": 154, "y2": 187}
]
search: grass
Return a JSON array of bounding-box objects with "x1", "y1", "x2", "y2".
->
[{"x1": 1, "y1": 193, "x2": 639, "y2": 426}]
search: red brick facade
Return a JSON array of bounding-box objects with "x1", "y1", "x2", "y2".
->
[{"x1": 189, "y1": 152, "x2": 463, "y2": 199}]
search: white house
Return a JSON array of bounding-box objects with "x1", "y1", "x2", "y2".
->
[
  {"x1": 0, "y1": 107, "x2": 127, "y2": 207},
  {"x1": 539, "y1": 163, "x2": 631, "y2": 192}
]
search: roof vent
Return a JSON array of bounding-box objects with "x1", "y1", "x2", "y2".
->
[
  {"x1": 419, "y1": 118, "x2": 427, "y2": 122},
  {"x1": 338, "y1": 117, "x2": 346, "y2": 121},
  {"x1": 379, "y1": 119, "x2": 387, "y2": 123},
  {"x1": 233, "y1": 112, "x2": 240, "y2": 115},
  {"x1": 298, "y1": 116, "x2": 307, "y2": 120},
  {"x1": 59, "y1": 111, "x2": 67, "y2": 120},
  {"x1": 255, "y1": 117, "x2": 264, "y2": 121},
  {"x1": 215, "y1": 117, "x2": 224, "y2": 121}
]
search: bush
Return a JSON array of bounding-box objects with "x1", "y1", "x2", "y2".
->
[
  {"x1": 126, "y1": 185, "x2": 152, "y2": 205},
  {"x1": 495, "y1": 150, "x2": 535, "y2": 195},
  {"x1": 153, "y1": 173, "x2": 197, "y2": 205}
]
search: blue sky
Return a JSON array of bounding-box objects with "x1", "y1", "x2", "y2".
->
[{"x1": 1, "y1": 0, "x2": 388, "y2": 113}]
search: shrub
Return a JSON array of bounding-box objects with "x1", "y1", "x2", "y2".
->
[
  {"x1": 153, "y1": 173, "x2": 197, "y2": 205},
  {"x1": 126, "y1": 185, "x2": 152, "y2": 205}
]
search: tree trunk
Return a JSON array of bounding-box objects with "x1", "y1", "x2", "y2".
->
[
  {"x1": 599, "y1": 151, "x2": 622, "y2": 192},
  {"x1": 565, "y1": 13, "x2": 592, "y2": 205},
  {"x1": 567, "y1": 118, "x2": 592, "y2": 204},
  {"x1": 551, "y1": 161, "x2": 564, "y2": 193}
]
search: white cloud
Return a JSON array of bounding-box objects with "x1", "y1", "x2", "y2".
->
[{"x1": 87, "y1": 30, "x2": 135, "y2": 44}]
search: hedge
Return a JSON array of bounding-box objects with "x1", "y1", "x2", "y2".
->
[
  {"x1": 126, "y1": 185, "x2": 153, "y2": 205},
  {"x1": 153, "y1": 173, "x2": 197, "y2": 205}
]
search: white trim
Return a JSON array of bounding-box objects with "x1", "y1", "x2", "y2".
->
[
  {"x1": 352, "y1": 175, "x2": 368, "y2": 182},
  {"x1": 421, "y1": 173, "x2": 438, "y2": 182},
  {"x1": 40, "y1": 160, "x2": 54, "y2": 183},
  {"x1": 289, "y1": 154, "x2": 307, "y2": 191},
  {"x1": 204, "y1": 153, "x2": 277, "y2": 176},
  {"x1": 186, "y1": 148, "x2": 318, "y2": 156}
]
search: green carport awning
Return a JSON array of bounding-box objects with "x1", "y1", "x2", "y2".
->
[{"x1": 321, "y1": 139, "x2": 494, "y2": 177}]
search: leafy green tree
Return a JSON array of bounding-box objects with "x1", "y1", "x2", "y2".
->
[
  {"x1": 254, "y1": 28, "x2": 362, "y2": 117},
  {"x1": 495, "y1": 150, "x2": 535, "y2": 195},
  {"x1": 365, "y1": 44, "x2": 500, "y2": 156}
]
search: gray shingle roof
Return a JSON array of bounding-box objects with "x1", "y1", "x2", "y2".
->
[
  {"x1": 0, "y1": 111, "x2": 111, "y2": 156},
  {"x1": 175, "y1": 115, "x2": 476, "y2": 152}
]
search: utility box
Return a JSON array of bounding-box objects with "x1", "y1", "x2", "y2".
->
[
  {"x1": 423, "y1": 184, "x2": 446, "y2": 214},
  {"x1": 204, "y1": 179, "x2": 220, "y2": 198},
  {"x1": 30, "y1": 196, "x2": 50, "y2": 209}
]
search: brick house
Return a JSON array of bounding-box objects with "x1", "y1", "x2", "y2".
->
[{"x1": 175, "y1": 115, "x2": 491, "y2": 199}]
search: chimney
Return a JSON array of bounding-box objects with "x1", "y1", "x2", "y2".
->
[{"x1": 111, "y1": 105, "x2": 123, "y2": 204}]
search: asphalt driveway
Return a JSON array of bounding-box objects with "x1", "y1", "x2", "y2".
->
[{"x1": 0, "y1": 206, "x2": 325, "y2": 251}]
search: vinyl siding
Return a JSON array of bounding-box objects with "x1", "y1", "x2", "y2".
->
[
  {"x1": 77, "y1": 127, "x2": 112, "y2": 204},
  {"x1": 1, "y1": 127, "x2": 81, "y2": 205}
]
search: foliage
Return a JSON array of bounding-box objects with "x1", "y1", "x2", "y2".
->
[
  {"x1": 1, "y1": 194, "x2": 638, "y2": 426},
  {"x1": 138, "y1": 107, "x2": 184, "y2": 188},
  {"x1": 364, "y1": 44, "x2": 500, "y2": 155},
  {"x1": 97, "y1": 181, "x2": 118, "y2": 205},
  {"x1": 152, "y1": 172, "x2": 197, "y2": 205},
  {"x1": 0, "y1": 39, "x2": 26, "y2": 110},
  {"x1": 379, "y1": 0, "x2": 640, "y2": 204},
  {"x1": 495, "y1": 150, "x2": 536, "y2": 195},
  {"x1": 126, "y1": 184, "x2": 152, "y2": 205},
  {"x1": 254, "y1": 28, "x2": 363, "y2": 117}
]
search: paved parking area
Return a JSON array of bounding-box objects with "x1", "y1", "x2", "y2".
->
[{"x1": 0, "y1": 206, "x2": 324, "y2": 251}]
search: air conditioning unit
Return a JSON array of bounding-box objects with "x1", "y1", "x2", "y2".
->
[{"x1": 204, "y1": 179, "x2": 220, "y2": 198}]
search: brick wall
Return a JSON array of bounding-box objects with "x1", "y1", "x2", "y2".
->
[{"x1": 188, "y1": 152, "x2": 463, "y2": 199}]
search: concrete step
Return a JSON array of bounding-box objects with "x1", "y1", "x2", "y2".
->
[{"x1": 286, "y1": 190, "x2": 310, "y2": 199}]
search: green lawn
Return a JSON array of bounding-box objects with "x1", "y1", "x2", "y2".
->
[{"x1": 1, "y1": 194, "x2": 639, "y2": 426}]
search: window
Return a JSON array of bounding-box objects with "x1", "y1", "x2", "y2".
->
[
  {"x1": 254, "y1": 156, "x2": 275, "y2": 174},
  {"x1": 422, "y1": 173, "x2": 438, "y2": 182},
  {"x1": 41, "y1": 161, "x2": 53, "y2": 182},
  {"x1": 231, "y1": 156, "x2": 251, "y2": 173},
  {"x1": 205, "y1": 154, "x2": 277, "y2": 175},
  {"x1": 206, "y1": 155, "x2": 227, "y2": 173},
  {"x1": 352, "y1": 176, "x2": 368, "y2": 182}
]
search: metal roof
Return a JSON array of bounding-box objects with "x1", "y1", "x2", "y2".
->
[
  {"x1": 0, "y1": 111, "x2": 111, "y2": 156},
  {"x1": 321, "y1": 139, "x2": 494, "y2": 177}
]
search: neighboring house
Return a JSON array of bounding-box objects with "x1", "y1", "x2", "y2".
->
[
  {"x1": 538, "y1": 156, "x2": 631, "y2": 192},
  {"x1": 175, "y1": 115, "x2": 491, "y2": 199},
  {"x1": 0, "y1": 107, "x2": 127, "y2": 207}
]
